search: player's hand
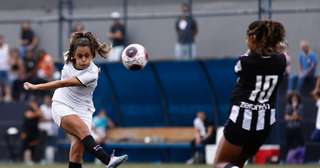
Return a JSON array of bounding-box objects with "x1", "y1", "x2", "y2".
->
[{"x1": 23, "y1": 82, "x2": 37, "y2": 90}]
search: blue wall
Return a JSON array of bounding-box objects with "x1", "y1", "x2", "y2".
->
[{"x1": 87, "y1": 59, "x2": 237, "y2": 127}]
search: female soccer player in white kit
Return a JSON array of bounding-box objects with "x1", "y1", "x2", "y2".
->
[{"x1": 24, "y1": 32, "x2": 128, "y2": 168}]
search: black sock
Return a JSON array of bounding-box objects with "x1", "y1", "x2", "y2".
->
[
  {"x1": 68, "y1": 162, "x2": 82, "y2": 168},
  {"x1": 225, "y1": 163, "x2": 239, "y2": 168},
  {"x1": 81, "y1": 135, "x2": 110, "y2": 165}
]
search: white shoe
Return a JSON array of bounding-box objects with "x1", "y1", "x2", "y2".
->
[
  {"x1": 106, "y1": 150, "x2": 128, "y2": 168},
  {"x1": 186, "y1": 157, "x2": 194, "y2": 165}
]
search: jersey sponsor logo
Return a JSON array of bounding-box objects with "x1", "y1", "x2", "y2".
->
[{"x1": 240, "y1": 101, "x2": 271, "y2": 111}]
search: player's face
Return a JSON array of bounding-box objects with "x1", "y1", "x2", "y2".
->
[{"x1": 74, "y1": 46, "x2": 93, "y2": 70}]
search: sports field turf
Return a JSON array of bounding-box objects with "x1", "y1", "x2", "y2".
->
[{"x1": 0, "y1": 164, "x2": 318, "y2": 168}]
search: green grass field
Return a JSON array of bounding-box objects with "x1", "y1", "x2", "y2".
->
[{"x1": 0, "y1": 164, "x2": 318, "y2": 168}]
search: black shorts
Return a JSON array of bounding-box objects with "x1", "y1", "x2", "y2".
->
[{"x1": 223, "y1": 120, "x2": 272, "y2": 158}]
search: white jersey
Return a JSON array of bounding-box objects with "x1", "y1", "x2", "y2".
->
[
  {"x1": 194, "y1": 117, "x2": 206, "y2": 137},
  {"x1": 52, "y1": 62, "x2": 99, "y2": 112},
  {"x1": 316, "y1": 100, "x2": 320, "y2": 129}
]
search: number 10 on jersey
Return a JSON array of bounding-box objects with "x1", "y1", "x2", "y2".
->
[{"x1": 249, "y1": 75, "x2": 278, "y2": 103}]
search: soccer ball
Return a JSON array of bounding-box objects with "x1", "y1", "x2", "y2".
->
[{"x1": 121, "y1": 44, "x2": 148, "y2": 70}]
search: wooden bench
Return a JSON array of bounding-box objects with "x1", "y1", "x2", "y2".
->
[
  {"x1": 56, "y1": 127, "x2": 196, "y2": 162},
  {"x1": 105, "y1": 127, "x2": 195, "y2": 143}
]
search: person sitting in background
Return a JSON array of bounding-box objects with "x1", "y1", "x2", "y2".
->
[
  {"x1": 284, "y1": 92, "x2": 305, "y2": 164},
  {"x1": 19, "y1": 21, "x2": 39, "y2": 58},
  {"x1": 21, "y1": 99, "x2": 42, "y2": 165},
  {"x1": 38, "y1": 95, "x2": 58, "y2": 164},
  {"x1": 187, "y1": 111, "x2": 215, "y2": 164},
  {"x1": 9, "y1": 48, "x2": 24, "y2": 84},
  {"x1": 296, "y1": 40, "x2": 317, "y2": 92},
  {"x1": 11, "y1": 68, "x2": 27, "y2": 101},
  {"x1": 9, "y1": 48, "x2": 24, "y2": 101},
  {"x1": 278, "y1": 41, "x2": 292, "y2": 93},
  {"x1": 279, "y1": 41, "x2": 291, "y2": 77},
  {"x1": 108, "y1": 11, "x2": 126, "y2": 62},
  {"x1": 92, "y1": 109, "x2": 115, "y2": 144},
  {"x1": 37, "y1": 49, "x2": 55, "y2": 81},
  {"x1": 0, "y1": 34, "x2": 11, "y2": 102}
]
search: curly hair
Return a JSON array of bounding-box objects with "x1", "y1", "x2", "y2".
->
[
  {"x1": 64, "y1": 32, "x2": 111, "y2": 63},
  {"x1": 247, "y1": 20, "x2": 285, "y2": 56}
]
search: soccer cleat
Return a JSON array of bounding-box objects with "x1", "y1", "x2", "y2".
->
[{"x1": 106, "y1": 150, "x2": 128, "y2": 168}]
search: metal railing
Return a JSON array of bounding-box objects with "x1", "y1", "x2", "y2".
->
[{"x1": 0, "y1": 0, "x2": 318, "y2": 63}]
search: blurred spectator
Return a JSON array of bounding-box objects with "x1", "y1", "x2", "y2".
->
[
  {"x1": 92, "y1": 109, "x2": 115, "y2": 144},
  {"x1": 296, "y1": 40, "x2": 317, "y2": 92},
  {"x1": 72, "y1": 22, "x2": 85, "y2": 33},
  {"x1": 38, "y1": 95, "x2": 58, "y2": 164},
  {"x1": 20, "y1": 21, "x2": 39, "y2": 58},
  {"x1": 12, "y1": 68, "x2": 27, "y2": 101},
  {"x1": 187, "y1": 111, "x2": 215, "y2": 164},
  {"x1": 311, "y1": 87, "x2": 320, "y2": 142},
  {"x1": 278, "y1": 41, "x2": 291, "y2": 77},
  {"x1": 23, "y1": 48, "x2": 37, "y2": 80},
  {"x1": 277, "y1": 41, "x2": 293, "y2": 94},
  {"x1": 0, "y1": 34, "x2": 11, "y2": 102},
  {"x1": 37, "y1": 49, "x2": 55, "y2": 81},
  {"x1": 175, "y1": 2, "x2": 198, "y2": 60},
  {"x1": 108, "y1": 11, "x2": 125, "y2": 62},
  {"x1": 23, "y1": 49, "x2": 50, "y2": 100},
  {"x1": 284, "y1": 92, "x2": 305, "y2": 164},
  {"x1": 8, "y1": 48, "x2": 24, "y2": 83},
  {"x1": 21, "y1": 99, "x2": 42, "y2": 164}
]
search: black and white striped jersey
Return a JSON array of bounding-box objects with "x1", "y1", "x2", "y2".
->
[{"x1": 228, "y1": 52, "x2": 286, "y2": 131}]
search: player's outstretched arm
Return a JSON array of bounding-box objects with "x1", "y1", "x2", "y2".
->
[{"x1": 23, "y1": 77, "x2": 82, "y2": 91}]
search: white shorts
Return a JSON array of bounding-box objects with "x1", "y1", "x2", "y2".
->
[{"x1": 52, "y1": 101, "x2": 93, "y2": 131}]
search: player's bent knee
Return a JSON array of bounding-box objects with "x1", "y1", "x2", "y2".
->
[{"x1": 77, "y1": 128, "x2": 90, "y2": 139}]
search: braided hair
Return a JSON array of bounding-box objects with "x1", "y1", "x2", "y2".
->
[
  {"x1": 64, "y1": 32, "x2": 111, "y2": 63},
  {"x1": 247, "y1": 20, "x2": 285, "y2": 56}
]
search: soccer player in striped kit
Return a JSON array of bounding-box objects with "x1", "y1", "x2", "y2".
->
[
  {"x1": 24, "y1": 32, "x2": 128, "y2": 168},
  {"x1": 213, "y1": 20, "x2": 286, "y2": 168}
]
